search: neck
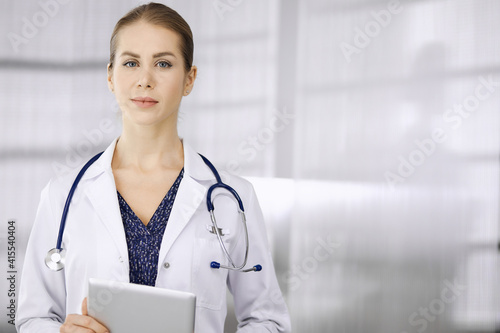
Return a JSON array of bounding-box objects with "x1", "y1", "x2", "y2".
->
[{"x1": 112, "y1": 120, "x2": 184, "y2": 172}]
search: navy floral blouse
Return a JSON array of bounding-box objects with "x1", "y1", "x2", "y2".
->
[{"x1": 117, "y1": 168, "x2": 184, "y2": 286}]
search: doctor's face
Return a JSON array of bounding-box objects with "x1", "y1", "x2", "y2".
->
[{"x1": 107, "y1": 21, "x2": 196, "y2": 127}]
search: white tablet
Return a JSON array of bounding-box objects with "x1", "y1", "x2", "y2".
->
[{"x1": 88, "y1": 278, "x2": 196, "y2": 333}]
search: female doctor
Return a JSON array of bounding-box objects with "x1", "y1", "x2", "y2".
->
[{"x1": 16, "y1": 3, "x2": 291, "y2": 333}]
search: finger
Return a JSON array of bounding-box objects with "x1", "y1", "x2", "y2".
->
[
  {"x1": 60, "y1": 319, "x2": 94, "y2": 333},
  {"x1": 81, "y1": 297, "x2": 88, "y2": 316},
  {"x1": 67, "y1": 314, "x2": 109, "y2": 333}
]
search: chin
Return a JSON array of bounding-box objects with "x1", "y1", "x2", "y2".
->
[{"x1": 124, "y1": 110, "x2": 177, "y2": 127}]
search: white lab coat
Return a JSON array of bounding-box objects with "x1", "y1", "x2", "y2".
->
[{"x1": 16, "y1": 138, "x2": 291, "y2": 333}]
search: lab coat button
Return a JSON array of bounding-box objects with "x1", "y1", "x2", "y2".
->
[
  {"x1": 119, "y1": 256, "x2": 124, "y2": 263},
  {"x1": 163, "y1": 262, "x2": 170, "y2": 269}
]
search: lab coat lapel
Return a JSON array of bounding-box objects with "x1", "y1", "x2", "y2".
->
[
  {"x1": 82, "y1": 138, "x2": 129, "y2": 263},
  {"x1": 158, "y1": 141, "x2": 214, "y2": 262},
  {"x1": 85, "y1": 170, "x2": 129, "y2": 263},
  {"x1": 157, "y1": 176, "x2": 205, "y2": 261}
]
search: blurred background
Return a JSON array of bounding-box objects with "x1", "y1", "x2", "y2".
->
[{"x1": 1, "y1": 0, "x2": 499, "y2": 332}]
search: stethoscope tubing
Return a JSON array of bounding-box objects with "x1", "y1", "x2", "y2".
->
[
  {"x1": 198, "y1": 154, "x2": 245, "y2": 212},
  {"x1": 200, "y1": 155, "x2": 260, "y2": 272},
  {"x1": 55, "y1": 151, "x2": 103, "y2": 251}
]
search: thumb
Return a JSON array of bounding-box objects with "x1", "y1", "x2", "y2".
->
[{"x1": 81, "y1": 297, "x2": 88, "y2": 316}]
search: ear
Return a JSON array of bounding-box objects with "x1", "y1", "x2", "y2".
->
[
  {"x1": 183, "y1": 65, "x2": 197, "y2": 96},
  {"x1": 107, "y1": 63, "x2": 114, "y2": 93}
]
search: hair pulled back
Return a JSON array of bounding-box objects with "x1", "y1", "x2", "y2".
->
[{"x1": 108, "y1": 2, "x2": 193, "y2": 72}]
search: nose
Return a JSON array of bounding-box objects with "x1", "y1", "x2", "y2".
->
[{"x1": 137, "y1": 68, "x2": 155, "y2": 89}]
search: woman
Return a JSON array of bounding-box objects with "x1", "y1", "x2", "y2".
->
[{"x1": 16, "y1": 3, "x2": 291, "y2": 333}]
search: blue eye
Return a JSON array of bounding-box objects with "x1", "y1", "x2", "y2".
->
[
  {"x1": 123, "y1": 61, "x2": 137, "y2": 68},
  {"x1": 157, "y1": 61, "x2": 172, "y2": 68}
]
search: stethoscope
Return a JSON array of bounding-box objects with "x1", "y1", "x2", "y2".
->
[{"x1": 45, "y1": 151, "x2": 262, "y2": 273}]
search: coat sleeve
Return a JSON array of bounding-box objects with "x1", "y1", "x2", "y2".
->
[
  {"x1": 227, "y1": 182, "x2": 292, "y2": 333},
  {"x1": 16, "y1": 180, "x2": 66, "y2": 333}
]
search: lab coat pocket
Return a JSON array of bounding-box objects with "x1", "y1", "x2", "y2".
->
[{"x1": 192, "y1": 237, "x2": 228, "y2": 311}]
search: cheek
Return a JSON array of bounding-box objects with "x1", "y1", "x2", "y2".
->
[
  {"x1": 113, "y1": 71, "x2": 132, "y2": 90},
  {"x1": 161, "y1": 73, "x2": 186, "y2": 94}
]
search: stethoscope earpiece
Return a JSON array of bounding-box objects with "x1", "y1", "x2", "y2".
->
[{"x1": 211, "y1": 261, "x2": 262, "y2": 272}]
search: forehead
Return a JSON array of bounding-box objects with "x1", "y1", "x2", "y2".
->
[{"x1": 115, "y1": 21, "x2": 181, "y2": 56}]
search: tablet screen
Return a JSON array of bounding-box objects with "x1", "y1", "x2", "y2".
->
[{"x1": 88, "y1": 278, "x2": 196, "y2": 333}]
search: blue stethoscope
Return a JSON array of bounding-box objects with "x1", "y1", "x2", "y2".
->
[{"x1": 45, "y1": 151, "x2": 262, "y2": 273}]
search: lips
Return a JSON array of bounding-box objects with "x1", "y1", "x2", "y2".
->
[
  {"x1": 132, "y1": 96, "x2": 158, "y2": 103},
  {"x1": 131, "y1": 96, "x2": 158, "y2": 108}
]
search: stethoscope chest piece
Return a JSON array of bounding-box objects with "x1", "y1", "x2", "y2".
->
[{"x1": 45, "y1": 248, "x2": 66, "y2": 271}]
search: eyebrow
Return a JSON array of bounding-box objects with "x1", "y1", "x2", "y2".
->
[{"x1": 119, "y1": 51, "x2": 176, "y2": 59}]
